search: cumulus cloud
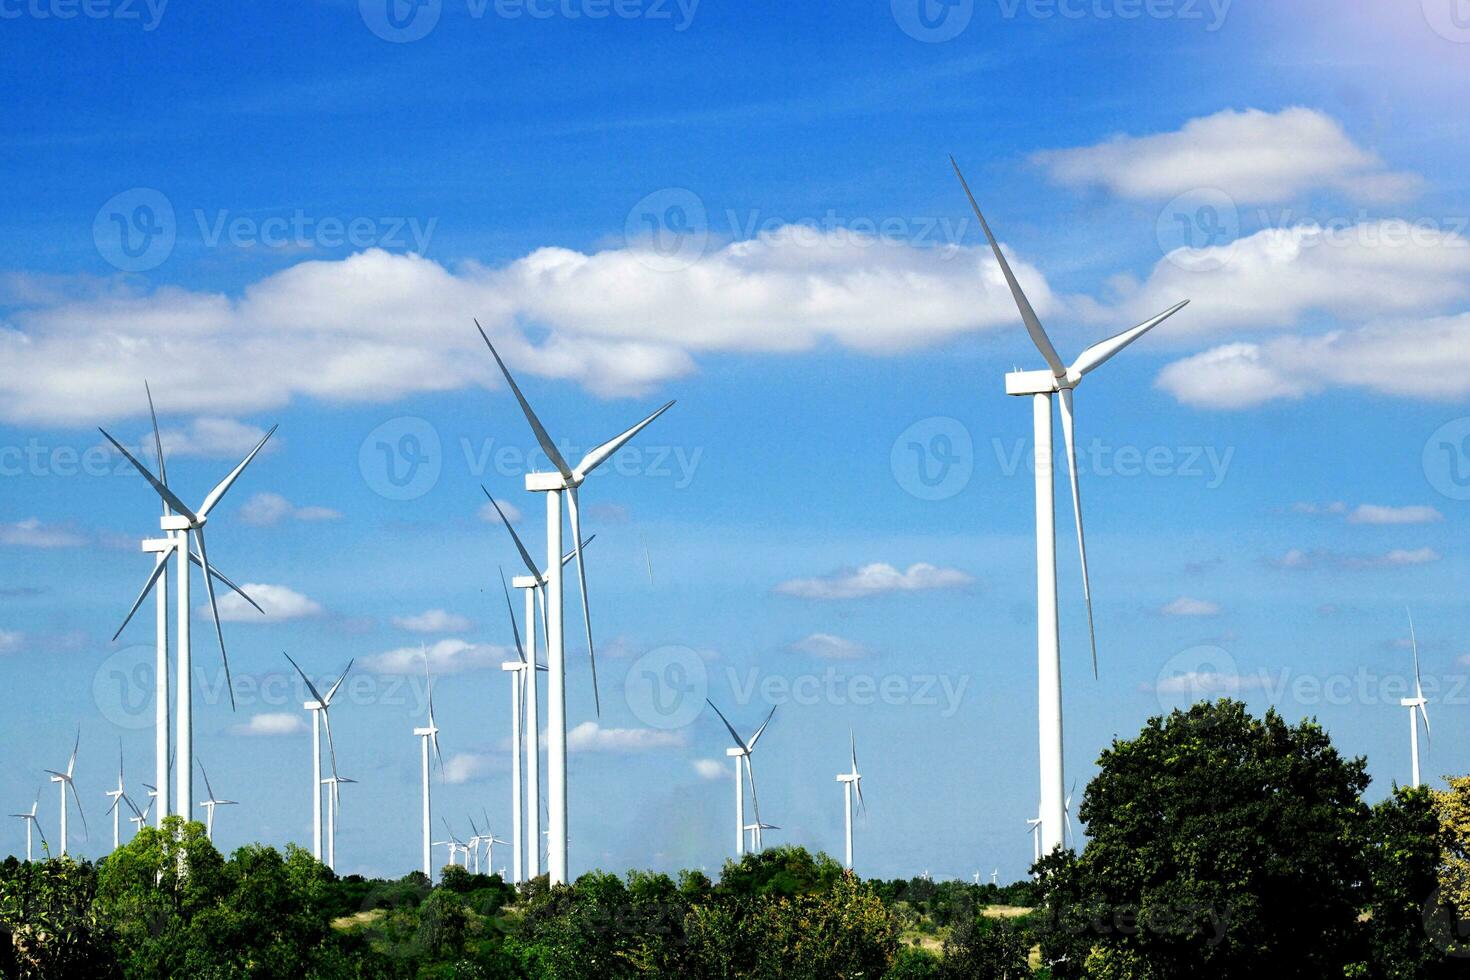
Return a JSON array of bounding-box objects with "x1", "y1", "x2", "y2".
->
[
  {"x1": 363, "y1": 638, "x2": 507, "y2": 674},
  {"x1": 565, "y1": 721, "x2": 686, "y2": 753},
  {"x1": 214, "y1": 583, "x2": 323, "y2": 622},
  {"x1": 153, "y1": 418, "x2": 278, "y2": 460},
  {"x1": 231, "y1": 712, "x2": 306, "y2": 736},
  {"x1": 1270, "y1": 547, "x2": 1441, "y2": 570},
  {"x1": 1034, "y1": 107, "x2": 1420, "y2": 204},
  {"x1": 776, "y1": 562, "x2": 973, "y2": 600},
  {"x1": 0, "y1": 518, "x2": 87, "y2": 549},
  {"x1": 692, "y1": 758, "x2": 725, "y2": 780},
  {"x1": 476, "y1": 498, "x2": 523, "y2": 525},
  {"x1": 1160, "y1": 597, "x2": 1222, "y2": 617},
  {"x1": 0, "y1": 231, "x2": 1056, "y2": 426},
  {"x1": 1153, "y1": 671, "x2": 1265, "y2": 696},
  {"x1": 789, "y1": 633, "x2": 872, "y2": 659},
  {"x1": 393, "y1": 609, "x2": 475, "y2": 633},
  {"x1": 238, "y1": 491, "x2": 341, "y2": 526},
  {"x1": 444, "y1": 753, "x2": 495, "y2": 785},
  {"x1": 1347, "y1": 504, "x2": 1445, "y2": 525}
]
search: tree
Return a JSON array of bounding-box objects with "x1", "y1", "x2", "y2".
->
[
  {"x1": 939, "y1": 915, "x2": 1030, "y2": 979},
  {"x1": 0, "y1": 857, "x2": 118, "y2": 979},
  {"x1": 1035, "y1": 699, "x2": 1372, "y2": 979}
]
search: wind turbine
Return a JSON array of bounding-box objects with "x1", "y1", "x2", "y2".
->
[
  {"x1": 101, "y1": 392, "x2": 275, "y2": 823},
  {"x1": 477, "y1": 324, "x2": 673, "y2": 884},
  {"x1": 467, "y1": 814, "x2": 485, "y2": 874},
  {"x1": 321, "y1": 774, "x2": 356, "y2": 870},
  {"x1": 1402, "y1": 610, "x2": 1431, "y2": 788},
  {"x1": 11, "y1": 786, "x2": 47, "y2": 861},
  {"x1": 414, "y1": 649, "x2": 444, "y2": 881},
  {"x1": 484, "y1": 488, "x2": 589, "y2": 882},
  {"x1": 284, "y1": 653, "x2": 353, "y2": 861},
  {"x1": 197, "y1": 761, "x2": 236, "y2": 842},
  {"x1": 706, "y1": 699, "x2": 776, "y2": 857},
  {"x1": 744, "y1": 822, "x2": 779, "y2": 851},
  {"x1": 104, "y1": 741, "x2": 129, "y2": 851},
  {"x1": 128, "y1": 789, "x2": 154, "y2": 836},
  {"x1": 951, "y1": 159, "x2": 1189, "y2": 855},
  {"x1": 1026, "y1": 813, "x2": 1042, "y2": 865},
  {"x1": 835, "y1": 730, "x2": 865, "y2": 870},
  {"x1": 44, "y1": 727, "x2": 86, "y2": 856}
]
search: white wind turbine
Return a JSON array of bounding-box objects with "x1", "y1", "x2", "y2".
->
[
  {"x1": 484, "y1": 488, "x2": 589, "y2": 882},
  {"x1": 835, "y1": 731, "x2": 865, "y2": 870},
  {"x1": 128, "y1": 789, "x2": 154, "y2": 837},
  {"x1": 1026, "y1": 812, "x2": 1042, "y2": 865},
  {"x1": 322, "y1": 775, "x2": 356, "y2": 871},
  {"x1": 284, "y1": 653, "x2": 353, "y2": 862},
  {"x1": 197, "y1": 761, "x2": 236, "y2": 843},
  {"x1": 11, "y1": 786, "x2": 47, "y2": 861},
  {"x1": 101, "y1": 393, "x2": 275, "y2": 823},
  {"x1": 110, "y1": 385, "x2": 264, "y2": 829},
  {"x1": 466, "y1": 815, "x2": 485, "y2": 874},
  {"x1": 414, "y1": 649, "x2": 445, "y2": 881},
  {"x1": 1402, "y1": 610, "x2": 1431, "y2": 788},
  {"x1": 104, "y1": 741, "x2": 131, "y2": 851},
  {"x1": 744, "y1": 822, "x2": 779, "y2": 851},
  {"x1": 477, "y1": 326, "x2": 673, "y2": 884},
  {"x1": 706, "y1": 700, "x2": 777, "y2": 857},
  {"x1": 951, "y1": 159, "x2": 1189, "y2": 855},
  {"x1": 45, "y1": 728, "x2": 86, "y2": 856}
]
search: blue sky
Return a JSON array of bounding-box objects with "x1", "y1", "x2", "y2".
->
[{"x1": 2, "y1": 0, "x2": 1469, "y2": 883}]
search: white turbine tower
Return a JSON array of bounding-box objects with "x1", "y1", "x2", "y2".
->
[
  {"x1": 706, "y1": 700, "x2": 776, "y2": 857},
  {"x1": 284, "y1": 653, "x2": 353, "y2": 862},
  {"x1": 1402, "y1": 610, "x2": 1431, "y2": 788},
  {"x1": 414, "y1": 650, "x2": 444, "y2": 881},
  {"x1": 11, "y1": 787, "x2": 47, "y2": 861},
  {"x1": 835, "y1": 731, "x2": 865, "y2": 870},
  {"x1": 197, "y1": 762, "x2": 236, "y2": 842},
  {"x1": 484, "y1": 488, "x2": 588, "y2": 882},
  {"x1": 128, "y1": 790, "x2": 154, "y2": 837},
  {"x1": 44, "y1": 728, "x2": 86, "y2": 856},
  {"x1": 104, "y1": 741, "x2": 129, "y2": 851},
  {"x1": 744, "y1": 822, "x2": 779, "y2": 851},
  {"x1": 498, "y1": 569, "x2": 529, "y2": 884},
  {"x1": 322, "y1": 775, "x2": 356, "y2": 870},
  {"x1": 101, "y1": 396, "x2": 275, "y2": 823},
  {"x1": 477, "y1": 324, "x2": 673, "y2": 884},
  {"x1": 110, "y1": 385, "x2": 264, "y2": 829},
  {"x1": 1026, "y1": 813, "x2": 1042, "y2": 865},
  {"x1": 951, "y1": 159, "x2": 1189, "y2": 855}
]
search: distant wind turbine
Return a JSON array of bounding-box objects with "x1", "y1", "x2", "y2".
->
[
  {"x1": 1402, "y1": 610, "x2": 1431, "y2": 788},
  {"x1": 414, "y1": 648, "x2": 444, "y2": 880},
  {"x1": 322, "y1": 775, "x2": 356, "y2": 870},
  {"x1": 284, "y1": 652, "x2": 353, "y2": 862},
  {"x1": 197, "y1": 761, "x2": 236, "y2": 842},
  {"x1": 44, "y1": 727, "x2": 86, "y2": 856},
  {"x1": 104, "y1": 741, "x2": 130, "y2": 850},
  {"x1": 11, "y1": 786, "x2": 47, "y2": 861},
  {"x1": 835, "y1": 730, "x2": 865, "y2": 870},
  {"x1": 951, "y1": 158, "x2": 1189, "y2": 854},
  {"x1": 706, "y1": 699, "x2": 776, "y2": 857}
]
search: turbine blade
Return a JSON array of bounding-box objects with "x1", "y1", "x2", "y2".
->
[
  {"x1": 197, "y1": 424, "x2": 278, "y2": 518},
  {"x1": 1408, "y1": 609, "x2": 1424, "y2": 700},
  {"x1": 500, "y1": 568, "x2": 526, "y2": 664},
  {"x1": 1421, "y1": 702, "x2": 1432, "y2": 748},
  {"x1": 744, "y1": 755, "x2": 762, "y2": 829},
  {"x1": 284, "y1": 651, "x2": 328, "y2": 706},
  {"x1": 949, "y1": 156, "x2": 1065, "y2": 378},
  {"x1": 567, "y1": 486, "x2": 600, "y2": 715},
  {"x1": 747, "y1": 705, "x2": 777, "y2": 751},
  {"x1": 99, "y1": 428, "x2": 197, "y2": 521},
  {"x1": 481, "y1": 486, "x2": 540, "y2": 578},
  {"x1": 144, "y1": 381, "x2": 171, "y2": 516},
  {"x1": 572, "y1": 401, "x2": 675, "y2": 480},
  {"x1": 475, "y1": 322, "x2": 572, "y2": 480},
  {"x1": 560, "y1": 534, "x2": 594, "y2": 567},
  {"x1": 705, "y1": 699, "x2": 748, "y2": 752},
  {"x1": 113, "y1": 557, "x2": 169, "y2": 641},
  {"x1": 193, "y1": 528, "x2": 236, "y2": 710},
  {"x1": 1068, "y1": 300, "x2": 1189, "y2": 381},
  {"x1": 322, "y1": 708, "x2": 339, "y2": 782},
  {"x1": 189, "y1": 553, "x2": 263, "y2": 615},
  {"x1": 1058, "y1": 388, "x2": 1098, "y2": 679},
  {"x1": 324, "y1": 659, "x2": 354, "y2": 704}
]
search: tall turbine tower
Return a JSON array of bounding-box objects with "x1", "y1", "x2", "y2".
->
[
  {"x1": 497, "y1": 567, "x2": 534, "y2": 884},
  {"x1": 11, "y1": 787, "x2": 47, "y2": 861},
  {"x1": 477, "y1": 324, "x2": 673, "y2": 884},
  {"x1": 104, "y1": 741, "x2": 129, "y2": 851},
  {"x1": 45, "y1": 728, "x2": 86, "y2": 856},
  {"x1": 1402, "y1": 610, "x2": 1431, "y2": 788},
  {"x1": 951, "y1": 159, "x2": 1189, "y2": 855},
  {"x1": 101, "y1": 397, "x2": 275, "y2": 822},
  {"x1": 284, "y1": 653, "x2": 352, "y2": 861},
  {"x1": 835, "y1": 731, "x2": 865, "y2": 870},
  {"x1": 322, "y1": 775, "x2": 355, "y2": 870},
  {"x1": 706, "y1": 700, "x2": 776, "y2": 857},
  {"x1": 414, "y1": 650, "x2": 444, "y2": 881}
]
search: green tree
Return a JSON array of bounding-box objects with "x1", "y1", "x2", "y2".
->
[{"x1": 0, "y1": 856, "x2": 118, "y2": 979}]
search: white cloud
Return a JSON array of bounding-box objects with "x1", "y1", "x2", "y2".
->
[
  {"x1": 1270, "y1": 547, "x2": 1441, "y2": 570},
  {"x1": 776, "y1": 562, "x2": 972, "y2": 600},
  {"x1": 214, "y1": 583, "x2": 323, "y2": 622},
  {"x1": 1154, "y1": 671, "x2": 1265, "y2": 696},
  {"x1": 1160, "y1": 597, "x2": 1222, "y2": 617},
  {"x1": 239, "y1": 491, "x2": 341, "y2": 527},
  {"x1": 154, "y1": 418, "x2": 277, "y2": 460},
  {"x1": 1347, "y1": 504, "x2": 1445, "y2": 525},
  {"x1": 789, "y1": 632, "x2": 872, "y2": 659},
  {"x1": 0, "y1": 630, "x2": 22, "y2": 654},
  {"x1": 363, "y1": 638, "x2": 507, "y2": 674},
  {"x1": 1034, "y1": 107, "x2": 1420, "y2": 204},
  {"x1": 565, "y1": 721, "x2": 686, "y2": 753},
  {"x1": 231, "y1": 712, "x2": 306, "y2": 736},
  {"x1": 0, "y1": 518, "x2": 87, "y2": 549},
  {"x1": 444, "y1": 753, "x2": 495, "y2": 785},
  {"x1": 477, "y1": 498, "x2": 522, "y2": 525},
  {"x1": 692, "y1": 759, "x2": 725, "y2": 780},
  {"x1": 0, "y1": 232, "x2": 1056, "y2": 425},
  {"x1": 393, "y1": 609, "x2": 474, "y2": 633}
]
